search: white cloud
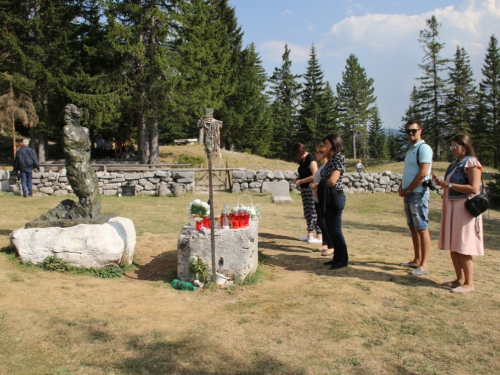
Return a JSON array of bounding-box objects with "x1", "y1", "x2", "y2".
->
[
  {"x1": 259, "y1": 41, "x2": 311, "y2": 65},
  {"x1": 279, "y1": 9, "x2": 292, "y2": 18},
  {"x1": 322, "y1": 0, "x2": 499, "y2": 58},
  {"x1": 306, "y1": 20, "x2": 315, "y2": 32},
  {"x1": 314, "y1": 0, "x2": 500, "y2": 128}
]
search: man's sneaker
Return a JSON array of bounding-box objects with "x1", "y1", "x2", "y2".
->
[
  {"x1": 298, "y1": 235, "x2": 309, "y2": 241},
  {"x1": 308, "y1": 238, "x2": 322, "y2": 244}
]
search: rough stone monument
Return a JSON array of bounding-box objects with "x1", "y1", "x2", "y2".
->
[
  {"x1": 177, "y1": 220, "x2": 259, "y2": 282},
  {"x1": 10, "y1": 104, "x2": 136, "y2": 268}
]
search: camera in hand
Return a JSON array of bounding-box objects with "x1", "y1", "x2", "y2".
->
[{"x1": 422, "y1": 179, "x2": 437, "y2": 191}]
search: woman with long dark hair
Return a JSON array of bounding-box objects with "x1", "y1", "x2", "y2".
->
[
  {"x1": 319, "y1": 134, "x2": 349, "y2": 269},
  {"x1": 292, "y1": 142, "x2": 322, "y2": 244},
  {"x1": 433, "y1": 133, "x2": 484, "y2": 293},
  {"x1": 309, "y1": 144, "x2": 334, "y2": 255}
]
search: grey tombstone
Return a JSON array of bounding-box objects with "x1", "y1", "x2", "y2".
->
[{"x1": 270, "y1": 180, "x2": 293, "y2": 203}]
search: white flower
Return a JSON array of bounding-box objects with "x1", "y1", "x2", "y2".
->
[{"x1": 188, "y1": 199, "x2": 210, "y2": 216}]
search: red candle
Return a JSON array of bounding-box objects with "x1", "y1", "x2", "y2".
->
[
  {"x1": 203, "y1": 215, "x2": 210, "y2": 229},
  {"x1": 231, "y1": 211, "x2": 239, "y2": 229},
  {"x1": 196, "y1": 219, "x2": 202, "y2": 231}
]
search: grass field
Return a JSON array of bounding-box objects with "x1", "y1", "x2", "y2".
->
[{"x1": 1, "y1": 187, "x2": 500, "y2": 374}]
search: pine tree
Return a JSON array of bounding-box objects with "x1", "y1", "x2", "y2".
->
[
  {"x1": 104, "y1": 0, "x2": 177, "y2": 163},
  {"x1": 386, "y1": 131, "x2": 401, "y2": 161},
  {"x1": 479, "y1": 34, "x2": 500, "y2": 168},
  {"x1": 336, "y1": 54, "x2": 376, "y2": 159},
  {"x1": 0, "y1": 0, "x2": 87, "y2": 161},
  {"x1": 268, "y1": 44, "x2": 301, "y2": 160},
  {"x1": 219, "y1": 43, "x2": 272, "y2": 155},
  {"x1": 318, "y1": 81, "x2": 340, "y2": 139},
  {"x1": 400, "y1": 85, "x2": 424, "y2": 148},
  {"x1": 368, "y1": 106, "x2": 387, "y2": 159},
  {"x1": 416, "y1": 15, "x2": 450, "y2": 160},
  {"x1": 171, "y1": 0, "x2": 243, "y2": 139},
  {"x1": 445, "y1": 45, "x2": 478, "y2": 138},
  {"x1": 298, "y1": 44, "x2": 325, "y2": 149},
  {"x1": 67, "y1": 0, "x2": 124, "y2": 139},
  {"x1": 471, "y1": 95, "x2": 494, "y2": 165}
]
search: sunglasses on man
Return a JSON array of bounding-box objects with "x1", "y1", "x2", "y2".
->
[{"x1": 405, "y1": 128, "x2": 420, "y2": 135}]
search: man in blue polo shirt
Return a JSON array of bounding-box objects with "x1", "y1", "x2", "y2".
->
[{"x1": 398, "y1": 120, "x2": 433, "y2": 276}]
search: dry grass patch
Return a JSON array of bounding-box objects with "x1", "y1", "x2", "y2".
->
[{"x1": 1, "y1": 192, "x2": 500, "y2": 374}]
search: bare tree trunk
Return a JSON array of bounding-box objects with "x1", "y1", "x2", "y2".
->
[
  {"x1": 37, "y1": 131, "x2": 46, "y2": 163},
  {"x1": 138, "y1": 112, "x2": 150, "y2": 164},
  {"x1": 352, "y1": 129, "x2": 357, "y2": 160},
  {"x1": 149, "y1": 107, "x2": 159, "y2": 164},
  {"x1": 12, "y1": 113, "x2": 16, "y2": 159}
]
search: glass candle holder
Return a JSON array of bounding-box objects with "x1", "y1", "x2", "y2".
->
[{"x1": 202, "y1": 215, "x2": 210, "y2": 229}]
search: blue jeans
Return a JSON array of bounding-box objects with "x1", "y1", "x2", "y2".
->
[
  {"x1": 20, "y1": 169, "x2": 33, "y2": 196},
  {"x1": 404, "y1": 190, "x2": 430, "y2": 230},
  {"x1": 325, "y1": 192, "x2": 348, "y2": 264}
]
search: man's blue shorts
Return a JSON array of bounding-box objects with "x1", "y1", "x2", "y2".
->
[{"x1": 404, "y1": 190, "x2": 430, "y2": 230}]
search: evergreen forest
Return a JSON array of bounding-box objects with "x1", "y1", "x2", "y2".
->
[{"x1": 1, "y1": 2, "x2": 500, "y2": 170}]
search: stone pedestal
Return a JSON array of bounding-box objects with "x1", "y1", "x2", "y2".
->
[
  {"x1": 177, "y1": 220, "x2": 258, "y2": 282},
  {"x1": 10, "y1": 217, "x2": 136, "y2": 269}
]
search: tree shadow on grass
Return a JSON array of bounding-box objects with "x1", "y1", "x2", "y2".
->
[
  {"x1": 0, "y1": 229, "x2": 14, "y2": 236},
  {"x1": 114, "y1": 335, "x2": 307, "y2": 375},
  {"x1": 258, "y1": 229, "x2": 441, "y2": 289},
  {"x1": 259, "y1": 233, "x2": 314, "y2": 254},
  {"x1": 48, "y1": 315, "x2": 307, "y2": 375},
  {"x1": 126, "y1": 250, "x2": 177, "y2": 282},
  {"x1": 262, "y1": 251, "x2": 441, "y2": 289},
  {"x1": 341, "y1": 220, "x2": 442, "y2": 241}
]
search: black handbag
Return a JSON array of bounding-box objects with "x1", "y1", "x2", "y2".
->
[{"x1": 464, "y1": 180, "x2": 488, "y2": 217}]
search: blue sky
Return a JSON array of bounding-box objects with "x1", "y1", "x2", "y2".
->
[{"x1": 231, "y1": 0, "x2": 500, "y2": 129}]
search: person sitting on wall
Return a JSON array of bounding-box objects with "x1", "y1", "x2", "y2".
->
[
  {"x1": 124, "y1": 135, "x2": 136, "y2": 158},
  {"x1": 103, "y1": 137, "x2": 113, "y2": 158},
  {"x1": 94, "y1": 134, "x2": 105, "y2": 158},
  {"x1": 114, "y1": 138, "x2": 125, "y2": 158}
]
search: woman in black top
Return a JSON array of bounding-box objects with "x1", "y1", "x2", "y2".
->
[
  {"x1": 320, "y1": 134, "x2": 349, "y2": 269},
  {"x1": 292, "y1": 142, "x2": 322, "y2": 244}
]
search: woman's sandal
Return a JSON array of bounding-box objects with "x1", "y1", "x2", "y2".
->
[
  {"x1": 440, "y1": 280, "x2": 463, "y2": 288},
  {"x1": 321, "y1": 249, "x2": 334, "y2": 256}
]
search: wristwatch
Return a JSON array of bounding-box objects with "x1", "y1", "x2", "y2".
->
[
  {"x1": 406, "y1": 189, "x2": 412, "y2": 195},
  {"x1": 448, "y1": 183, "x2": 453, "y2": 189}
]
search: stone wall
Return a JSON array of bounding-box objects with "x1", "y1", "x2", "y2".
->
[
  {"x1": 0, "y1": 168, "x2": 195, "y2": 197},
  {"x1": 1, "y1": 168, "x2": 427, "y2": 196},
  {"x1": 232, "y1": 170, "x2": 406, "y2": 194}
]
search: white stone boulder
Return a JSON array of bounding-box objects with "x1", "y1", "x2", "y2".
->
[{"x1": 10, "y1": 217, "x2": 136, "y2": 269}]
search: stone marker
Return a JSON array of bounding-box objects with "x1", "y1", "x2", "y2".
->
[
  {"x1": 270, "y1": 180, "x2": 293, "y2": 203},
  {"x1": 177, "y1": 220, "x2": 259, "y2": 282}
]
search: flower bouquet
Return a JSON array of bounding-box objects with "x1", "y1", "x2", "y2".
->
[{"x1": 187, "y1": 199, "x2": 210, "y2": 217}]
